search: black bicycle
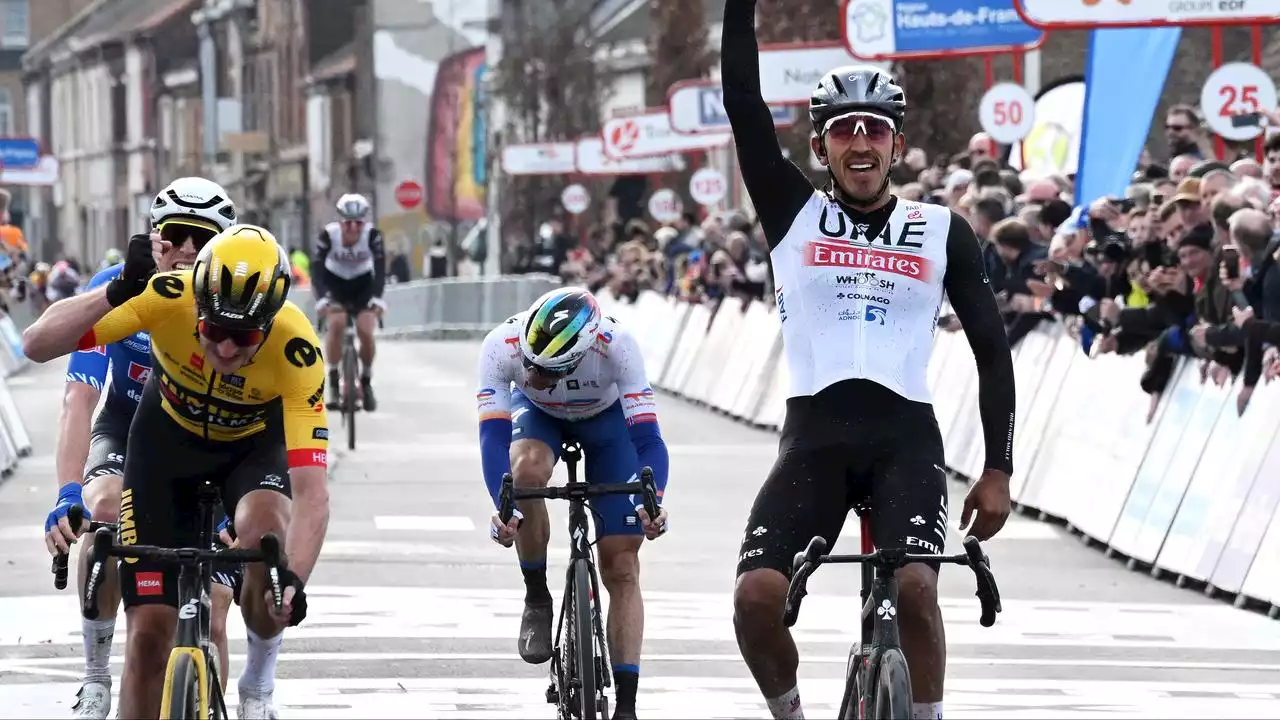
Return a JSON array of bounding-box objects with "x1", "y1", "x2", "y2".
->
[
  {"x1": 320, "y1": 300, "x2": 382, "y2": 451},
  {"x1": 497, "y1": 440, "x2": 660, "y2": 720},
  {"x1": 52, "y1": 481, "x2": 290, "y2": 720},
  {"x1": 784, "y1": 511, "x2": 1002, "y2": 719}
]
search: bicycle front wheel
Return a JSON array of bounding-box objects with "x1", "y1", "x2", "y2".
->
[
  {"x1": 342, "y1": 343, "x2": 358, "y2": 450},
  {"x1": 838, "y1": 647, "x2": 863, "y2": 719},
  {"x1": 159, "y1": 651, "x2": 203, "y2": 720},
  {"x1": 572, "y1": 559, "x2": 598, "y2": 720},
  {"x1": 871, "y1": 648, "x2": 912, "y2": 720}
]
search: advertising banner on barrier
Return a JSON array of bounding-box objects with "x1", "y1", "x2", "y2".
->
[
  {"x1": 575, "y1": 137, "x2": 683, "y2": 175},
  {"x1": 1014, "y1": 0, "x2": 1280, "y2": 28},
  {"x1": 500, "y1": 142, "x2": 578, "y2": 176},
  {"x1": 842, "y1": 0, "x2": 1044, "y2": 60},
  {"x1": 755, "y1": 42, "x2": 890, "y2": 105},
  {"x1": 601, "y1": 110, "x2": 732, "y2": 159},
  {"x1": 667, "y1": 81, "x2": 796, "y2": 134}
]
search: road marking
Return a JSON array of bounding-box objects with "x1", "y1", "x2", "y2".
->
[{"x1": 374, "y1": 516, "x2": 476, "y2": 532}]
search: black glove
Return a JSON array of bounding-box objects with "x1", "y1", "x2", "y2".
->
[
  {"x1": 279, "y1": 568, "x2": 308, "y2": 627},
  {"x1": 105, "y1": 233, "x2": 157, "y2": 307}
]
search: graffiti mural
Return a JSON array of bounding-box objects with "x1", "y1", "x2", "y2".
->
[{"x1": 426, "y1": 46, "x2": 488, "y2": 222}]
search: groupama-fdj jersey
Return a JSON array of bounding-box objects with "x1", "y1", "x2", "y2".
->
[
  {"x1": 721, "y1": 0, "x2": 1016, "y2": 579},
  {"x1": 75, "y1": 270, "x2": 330, "y2": 469},
  {"x1": 475, "y1": 313, "x2": 670, "y2": 536},
  {"x1": 66, "y1": 264, "x2": 153, "y2": 410}
]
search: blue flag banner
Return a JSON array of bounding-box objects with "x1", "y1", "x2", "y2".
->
[{"x1": 1075, "y1": 27, "x2": 1182, "y2": 206}]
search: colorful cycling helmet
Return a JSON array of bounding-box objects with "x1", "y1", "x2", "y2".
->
[{"x1": 519, "y1": 287, "x2": 602, "y2": 376}]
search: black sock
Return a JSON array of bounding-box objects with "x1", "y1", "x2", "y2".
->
[
  {"x1": 520, "y1": 561, "x2": 551, "y2": 603},
  {"x1": 613, "y1": 667, "x2": 639, "y2": 714}
]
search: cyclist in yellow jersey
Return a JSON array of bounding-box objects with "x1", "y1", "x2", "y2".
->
[{"x1": 22, "y1": 225, "x2": 331, "y2": 720}]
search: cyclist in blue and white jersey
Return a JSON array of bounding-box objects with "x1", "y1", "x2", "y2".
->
[
  {"x1": 43, "y1": 177, "x2": 241, "y2": 719},
  {"x1": 476, "y1": 287, "x2": 671, "y2": 720}
]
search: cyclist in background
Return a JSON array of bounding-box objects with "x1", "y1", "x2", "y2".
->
[
  {"x1": 477, "y1": 288, "x2": 671, "y2": 720},
  {"x1": 312, "y1": 193, "x2": 386, "y2": 411},
  {"x1": 721, "y1": 1, "x2": 1016, "y2": 718},
  {"x1": 44, "y1": 177, "x2": 241, "y2": 719}
]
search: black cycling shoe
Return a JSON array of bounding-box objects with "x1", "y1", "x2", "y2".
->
[
  {"x1": 360, "y1": 377, "x2": 377, "y2": 412},
  {"x1": 612, "y1": 708, "x2": 638, "y2": 720},
  {"x1": 518, "y1": 598, "x2": 553, "y2": 664},
  {"x1": 325, "y1": 370, "x2": 341, "y2": 410}
]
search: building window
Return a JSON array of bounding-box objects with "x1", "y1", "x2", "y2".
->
[
  {"x1": 1, "y1": 0, "x2": 28, "y2": 49},
  {"x1": 0, "y1": 88, "x2": 14, "y2": 136}
]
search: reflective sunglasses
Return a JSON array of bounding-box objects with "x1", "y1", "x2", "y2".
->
[
  {"x1": 825, "y1": 112, "x2": 897, "y2": 143},
  {"x1": 198, "y1": 320, "x2": 265, "y2": 348},
  {"x1": 158, "y1": 223, "x2": 218, "y2": 249}
]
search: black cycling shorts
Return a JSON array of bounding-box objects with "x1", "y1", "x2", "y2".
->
[
  {"x1": 325, "y1": 272, "x2": 375, "y2": 313},
  {"x1": 118, "y1": 379, "x2": 289, "y2": 609},
  {"x1": 736, "y1": 379, "x2": 950, "y2": 578},
  {"x1": 82, "y1": 401, "x2": 130, "y2": 484}
]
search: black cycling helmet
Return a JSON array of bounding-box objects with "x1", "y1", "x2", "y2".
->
[{"x1": 810, "y1": 65, "x2": 907, "y2": 136}]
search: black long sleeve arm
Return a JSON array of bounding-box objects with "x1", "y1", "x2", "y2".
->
[
  {"x1": 369, "y1": 228, "x2": 387, "y2": 298},
  {"x1": 311, "y1": 230, "x2": 332, "y2": 299},
  {"x1": 943, "y1": 212, "x2": 1016, "y2": 476},
  {"x1": 720, "y1": 0, "x2": 815, "y2": 249}
]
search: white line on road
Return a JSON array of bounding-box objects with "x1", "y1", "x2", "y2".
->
[{"x1": 374, "y1": 516, "x2": 476, "y2": 532}]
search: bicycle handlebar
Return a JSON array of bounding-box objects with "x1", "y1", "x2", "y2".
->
[
  {"x1": 53, "y1": 505, "x2": 291, "y2": 620},
  {"x1": 497, "y1": 467, "x2": 661, "y2": 526},
  {"x1": 783, "y1": 535, "x2": 1002, "y2": 628},
  {"x1": 52, "y1": 505, "x2": 118, "y2": 590}
]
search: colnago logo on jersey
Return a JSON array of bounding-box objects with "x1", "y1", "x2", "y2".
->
[{"x1": 805, "y1": 240, "x2": 931, "y2": 281}]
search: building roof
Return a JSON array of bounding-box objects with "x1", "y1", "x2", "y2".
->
[{"x1": 26, "y1": 0, "x2": 198, "y2": 70}]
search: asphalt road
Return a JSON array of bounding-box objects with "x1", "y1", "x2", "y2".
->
[{"x1": 2, "y1": 340, "x2": 1280, "y2": 718}]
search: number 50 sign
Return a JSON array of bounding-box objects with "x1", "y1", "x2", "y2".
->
[
  {"x1": 978, "y1": 83, "x2": 1036, "y2": 145},
  {"x1": 1200, "y1": 63, "x2": 1277, "y2": 142}
]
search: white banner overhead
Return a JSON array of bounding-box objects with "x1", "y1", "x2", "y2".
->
[
  {"x1": 500, "y1": 142, "x2": 577, "y2": 176},
  {"x1": 601, "y1": 110, "x2": 731, "y2": 159},
  {"x1": 667, "y1": 80, "x2": 797, "y2": 134},
  {"x1": 1014, "y1": 0, "x2": 1280, "y2": 27},
  {"x1": 574, "y1": 137, "x2": 684, "y2": 175},
  {"x1": 756, "y1": 42, "x2": 889, "y2": 106}
]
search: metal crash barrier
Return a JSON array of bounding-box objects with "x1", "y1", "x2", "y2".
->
[
  {"x1": 0, "y1": 308, "x2": 34, "y2": 476},
  {"x1": 595, "y1": 288, "x2": 1280, "y2": 620}
]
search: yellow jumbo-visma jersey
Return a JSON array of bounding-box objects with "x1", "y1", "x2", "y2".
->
[{"x1": 77, "y1": 270, "x2": 330, "y2": 468}]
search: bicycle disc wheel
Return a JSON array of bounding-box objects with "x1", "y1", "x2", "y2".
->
[
  {"x1": 573, "y1": 559, "x2": 597, "y2": 720},
  {"x1": 871, "y1": 648, "x2": 912, "y2": 720},
  {"x1": 342, "y1": 345, "x2": 358, "y2": 450},
  {"x1": 160, "y1": 652, "x2": 201, "y2": 720}
]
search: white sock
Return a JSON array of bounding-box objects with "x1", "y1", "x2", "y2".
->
[
  {"x1": 237, "y1": 628, "x2": 282, "y2": 698},
  {"x1": 765, "y1": 686, "x2": 805, "y2": 719},
  {"x1": 82, "y1": 617, "x2": 115, "y2": 685},
  {"x1": 912, "y1": 701, "x2": 943, "y2": 719}
]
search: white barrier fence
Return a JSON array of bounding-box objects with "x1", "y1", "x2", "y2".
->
[
  {"x1": 598, "y1": 288, "x2": 1280, "y2": 615},
  {"x1": 0, "y1": 311, "x2": 34, "y2": 477}
]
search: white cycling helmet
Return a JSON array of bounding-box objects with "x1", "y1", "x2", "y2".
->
[
  {"x1": 518, "y1": 287, "x2": 602, "y2": 376},
  {"x1": 336, "y1": 193, "x2": 371, "y2": 221},
  {"x1": 151, "y1": 177, "x2": 238, "y2": 233}
]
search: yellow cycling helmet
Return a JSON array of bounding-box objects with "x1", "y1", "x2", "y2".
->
[{"x1": 191, "y1": 224, "x2": 292, "y2": 330}]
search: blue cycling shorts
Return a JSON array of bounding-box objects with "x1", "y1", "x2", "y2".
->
[{"x1": 511, "y1": 390, "x2": 644, "y2": 538}]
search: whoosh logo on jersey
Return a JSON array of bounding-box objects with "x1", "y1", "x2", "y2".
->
[{"x1": 805, "y1": 240, "x2": 931, "y2": 281}]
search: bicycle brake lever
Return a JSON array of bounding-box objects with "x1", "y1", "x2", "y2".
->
[
  {"x1": 782, "y1": 565, "x2": 811, "y2": 628},
  {"x1": 961, "y1": 536, "x2": 1001, "y2": 627},
  {"x1": 498, "y1": 473, "x2": 515, "y2": 524},
  {"x1": 639, "y1": 467, "x2": 660, "y2": 522},
  {"x1": 82, "y1": 527, "x2": 115, "y2": 620},
  {"x1": 259, "y1": 534, "x2": 285, "y2": 615}
]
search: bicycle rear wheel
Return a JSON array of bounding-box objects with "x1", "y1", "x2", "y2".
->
[
  {"x1": 871, "y1": 648, "x2": 912, "y2": 720},
  {"x1": 342, "y1": 342, "x2": 358, "y2": 450},
  {"x1": 160, "y1": 651, "x2": 202, "y2": 720},
  {"x1": 572, "y1": 559, "x2": 597, "y2": 720}
]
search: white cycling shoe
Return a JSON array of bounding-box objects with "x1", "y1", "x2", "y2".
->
[
  {"x1": 72, "y1": 681, "x2": 111, "y2": 719},
  {"x1": 237, "y1": 693, "x2": 278, "y2": 720}
]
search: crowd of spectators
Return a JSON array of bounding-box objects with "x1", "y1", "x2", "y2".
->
[{"x1": 510, "y1": 102, "x2": 1280, "y2": 419}]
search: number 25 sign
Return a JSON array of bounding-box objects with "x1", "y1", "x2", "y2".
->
[{"x1": 1200, "y1": 63, "x2": 1277, "y2": 142}]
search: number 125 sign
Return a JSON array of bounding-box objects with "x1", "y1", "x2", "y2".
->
[{"x1": 1200, "y1": 63, "x2": 1277, "y2": 142}]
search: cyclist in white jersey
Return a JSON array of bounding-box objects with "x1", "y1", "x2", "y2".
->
[
  {"x1": 312, "y1": 193, "x2": 386, "y2": 411},
  {"x1": 721, "y1": 1, "x2": 1017, "y2": 718},
  {"x1": 476, "y1": 287, "x2": 670, "y2": 720}
]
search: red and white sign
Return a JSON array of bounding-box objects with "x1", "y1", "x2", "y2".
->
[
  {"x1": 574, "y1": 137, "x2": 683, "y2": 175},
  {"x1": 127, "y1": 361, "x2": 151, "y2": 384},
  {"x1": 756, "y1": 43, "x2": 889, "y2": 105},
  {"x1": 561, "y1": 184, "x2": 590, "y2": 215},
  {"x1": 602, "y1": 110, "x2": 730, "y2": 159},
  {"x1": 978, "y1": 82, "x2": 1036, "y2": 145},
  {"x1": 804, "y1": 240, "x2": 931, "y2": 282},
  {"x1": 500, "y1": 142, "x2": 577, "y2": 175},
  {"x1": 689, "y1": 167, "x2": 728, "y2": 206},
  {"x1": 1014, "y1": 0, "x2": 1280, "y2": 29},
  {"x1": 395, "y1": 180, "x2": 423, "y2": 210},
  {"x1": 647, "y1": 189, "x2": 683, "y2": 224},
  {"x1": 1200, "y1": 63, "x2": 1277, "y2": 142}
]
